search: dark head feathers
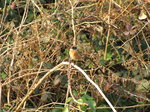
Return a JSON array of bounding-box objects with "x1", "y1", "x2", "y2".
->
[{"x1": 71, "y1": 46, "x2": 77, "y2": 50}]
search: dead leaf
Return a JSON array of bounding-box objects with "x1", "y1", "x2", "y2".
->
[
  {"x1": 104, "y1": 83, "x2": 113, "y2": 92},
  {"x1": 11, "y1": 2, "x2": 16, "y2": 10},
  {"x1": 123, "y1": 24, "x2": 137, "y2": 36},
  {"x1": 53, "y1": 75, "x2": 62, "y2": 86},
  {"x1": 138, "y1": 9, "x2": 147, "y2": 20}
]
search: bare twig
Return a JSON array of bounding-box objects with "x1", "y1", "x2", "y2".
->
[
  {"x1": 0, "y1": 78, "x2": 2, "y2": 109},
  {"x1": 68, "y1": 0, "x2": 76, "y2": 46},
  {"x1": 14, "y1": 62, "x2": 65, "y2": 111},
  {"x1": 14, "y1": 62, "x2": 117, "y2": 112},
  {"x1": 31, "y1": 0, "x2": 43, "y2": 14},
  {"x1": 67, "y1": 62, "x2": 117, "y2": 112},
  {"x1": 104, "y1": 0, "x2": 112, "y2": 60}
]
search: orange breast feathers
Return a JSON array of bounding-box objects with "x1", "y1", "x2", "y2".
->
[{"x1": 69, "y1": 47, "x2": 82, "y2": 61}]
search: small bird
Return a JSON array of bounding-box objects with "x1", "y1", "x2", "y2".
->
[{"x1": 69, "y1": 46, "x2": 82, "y2": 61}]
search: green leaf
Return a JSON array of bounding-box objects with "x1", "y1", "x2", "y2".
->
[
  {"x1": 77, "y1": 34, "x2": 87, "y2": 43},
  {"x1": 80, "y1": 91, "x2": 87, "y2": 94},
  {"x1": 52, "y1": 108, "x2": 62, "y2": 112},
  {"x1": 73, "y1": 90, "x2": 78, "y2": 96},
  {"x1": 100, "y1": 59, "x2": 107, "y2": 66},
  {"x1": 52, "y1": 105, "x2": 63, "y2": 112},
  {"x1": 82, "y1": 94, "x2": 93, "y2": 100},
  {"x1": 6, "y1": 0, "x2": 11, "y2": 4},
  {"x1": 64, "y1": 49, "x2": 69, "y2": 55},
  {"x1": 87, "y1": 99, "x2": 96, "y2": 110},
  {"x1": 62, "y1": 106, "x2": 69, "y2": 112},
  {"x1": 88, "y1": 62, "x2": 93, "y2": 69},
  {"x1": 80, "y1": 104, "x2": 87, "y2": 111},
  {"x1": 0, "y1": 72, "x2": 7, "y2": 79},
  {"x1": 106, "y1": 52, "x2": 112, "y2": 60},
  {"x1": 93, "y1": 37, "x2": 102, "y2": 52},
  {"x1": 136, "y1": 80, "x2": 150, "y2": 92},
  {"x1": 66, "y1": 97, "x2": 72, "y2": 103},
  {"x1": 77, "y1": 98, "x2": 84, "y2": 103},
  {"x1": 26, "y1": 11, "x2": 34, "y2": 23},
  {"x1": 40, "y1": 0, "x2": 46, "y2": 4}
]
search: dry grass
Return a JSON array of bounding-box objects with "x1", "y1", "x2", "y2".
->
[{"x1": 0, "y1": 0, "x2": 149, "y2": 111}]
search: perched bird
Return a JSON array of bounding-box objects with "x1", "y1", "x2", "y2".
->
[{"x1": 69, "y1": 46, "x2": 82, "y2": 61}]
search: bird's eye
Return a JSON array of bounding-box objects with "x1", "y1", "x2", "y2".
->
[{"x1": 72, "y1": 46, "x2": 77, "y2": 50}]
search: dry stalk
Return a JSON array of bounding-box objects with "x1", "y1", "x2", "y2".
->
[
  {"x1": 104, "y1": 0, "x2": 112, "y2": 60},
  {"x1": 14, "y1": 62, "x2": 117, "y2": 112},
  {"x1": 31, "y1": 0, "x2": 43, "y2": 14},
  {"x1": 67, "y1": 62, "x2": 117, "y2": 112},
  {"x1": 68, "y1": 0, "x2": 76, "y2": 46},
  {"x1": 0, "y1": 78, "x2": 1, "y2": 109},
  {"x1": 15, "y1": 62, "x2": 64, "y2": 111}
]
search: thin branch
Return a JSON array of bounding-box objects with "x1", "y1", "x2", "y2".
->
[
  {"x1": 31, "y1": 0, "x2": 43, "y2": 14},
  {"x1": 14, "y1": 62, "x2": 65, "y2": 111},
  {"x1": 67, "y1": 62, "x2": 117, "y2": 112},
  {"x1": 104, "y1": 0, "x2": 112, "y2": 60},
  {"x1": 14, "y1": 62, "x2": 117, "y2": 112},
  {"x1": 68, "y1": 0, "x2": 76, "y2": 45},
  {"x1": 0, "y1": 78, "x2": 2, "y2": 109}
]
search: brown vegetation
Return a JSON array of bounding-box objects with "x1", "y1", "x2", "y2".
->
[{"x1": 0, "y1": 0, "x2": 149, "y2": 111}]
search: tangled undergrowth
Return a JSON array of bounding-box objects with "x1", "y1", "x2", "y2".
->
[{"x1": 0, "y1": 0, "x2": 150, "y2": 112}]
